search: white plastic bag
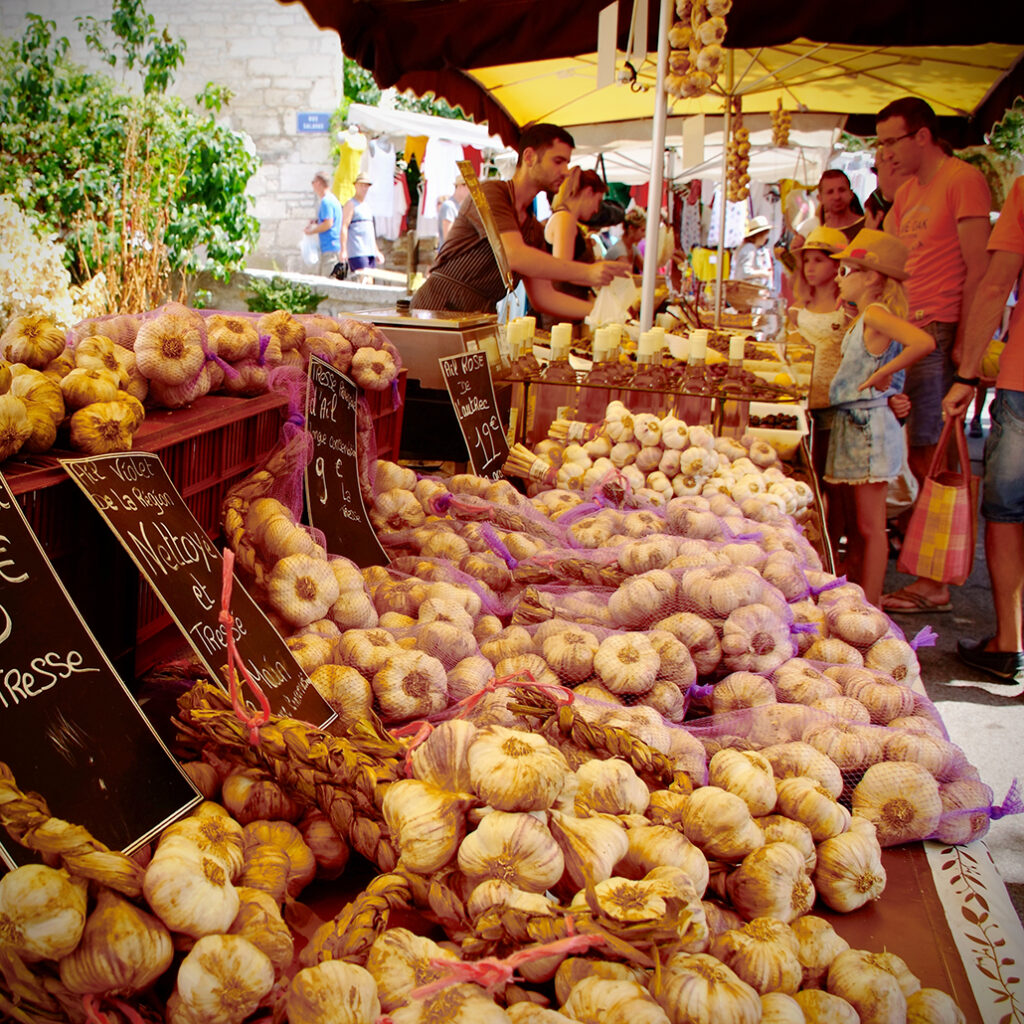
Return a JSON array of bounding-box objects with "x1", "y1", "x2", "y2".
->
[
  {"x1": 585, "y1": 275, "x2": 641, "y2": 329},
  {"x1": 886, "y1": 427, "x2": 919, "y2": 519},
  {"x1": 300, "y1": 232, "x2": 320, "y2": 267}
]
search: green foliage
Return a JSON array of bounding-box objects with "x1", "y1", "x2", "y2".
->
[
  {"x1": 986, "y1": 97, "x2": 1024, "y2": 159},
  {"x1": 0, "y1": 3, "x2": 259, "y2": 303},
  {"x1": 244, "y1": 275, "x2": 324, "y2": 314}
]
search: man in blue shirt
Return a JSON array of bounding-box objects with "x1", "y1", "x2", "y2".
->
[{"x1": 305, "y1": 172, "x2": 344, "y2": 276}]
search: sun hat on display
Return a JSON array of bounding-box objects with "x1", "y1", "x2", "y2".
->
[
  {"x1": 743, "y1": 215, "x2": 772, "y2": 239},
  {"x1": 797, "y1": 225, "x2": 848, "y2": 254},
  {"x1": 831, "y1": 228, "x2": 909, "y2": 280}
]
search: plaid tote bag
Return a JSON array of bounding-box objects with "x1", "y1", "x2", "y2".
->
[{"x1": 897, "y1": 414, "x2": 979, "y2": 586}]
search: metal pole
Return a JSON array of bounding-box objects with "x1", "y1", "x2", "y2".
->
[
  {"x1": 714, "y1": 52, "x2": 735, "y2": 331},
  {"x1": 639, "y1": 0, "x2": 673, "y2": 332}
]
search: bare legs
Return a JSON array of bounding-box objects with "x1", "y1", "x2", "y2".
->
[
  {"x1": 985, "y1": 521, "x2": 1024, "y2": 653},
  {"x1": 844, "y1": 481, "x2": 889, "y2": 607}
]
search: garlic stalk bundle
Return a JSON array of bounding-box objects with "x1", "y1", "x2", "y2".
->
[
  {"x1": 58, "y1": 888, "x2": 173, "y2": 996},
  {"x1": 286, "y1": 960, "x2": 381, "y2": 1024},
  {"x1": 467, "y1": 725, "x2": 571, "y2": 811},
  {"x1": 0, "y1": 863, "x2": 88, "y2": 961},
  {"x1": 457, "y1": 811, "x2": 564, "y2": 893},
  {"x1": 382, "y1": 778, "x2": 469, "y2": 874},
  {"x1": 228, "y1": 886, "x2": 295, "y2": 974}
]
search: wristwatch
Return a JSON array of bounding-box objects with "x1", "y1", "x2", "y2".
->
[{"x1": 951, "y1": 373, "x2": 980, "y2": 387}]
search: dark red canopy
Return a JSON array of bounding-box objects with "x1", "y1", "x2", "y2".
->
[{"x1": 289, "y1": 0, "x2": 1024, "y2": 146}]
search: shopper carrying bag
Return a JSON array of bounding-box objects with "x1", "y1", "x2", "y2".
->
[{"x1": 897, "y1": 413, "x2": 980, "y2": 586}]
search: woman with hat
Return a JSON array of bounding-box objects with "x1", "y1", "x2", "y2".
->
[
  {"x1": 729, "y1": 215, "x2": 774, "y2": 285},
  {"x1": 824, "y1": 228, "x2": 935, "y2": 606},
  {"x1": 341, "y1": 172, "x2": 384, "y2": 283}
]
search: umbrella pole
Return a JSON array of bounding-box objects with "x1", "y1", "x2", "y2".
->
[
  {"x1": 714, "y1": 53, "x2": 735, "y2": 332},
  {"x1": 638, "y1": 0, "x2": 673, "y2": 332}
]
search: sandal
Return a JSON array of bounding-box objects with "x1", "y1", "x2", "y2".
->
[{"x1": 881, "y1": 587, "x2": 952, "y2": 614}]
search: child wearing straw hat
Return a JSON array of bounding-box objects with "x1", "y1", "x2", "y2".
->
[
  {"x1": 824, "y1": 228, "x2": 935, "y2": 606},
  {"x1": 729, "y1": 215, "x2": 774, "y2": 285}
]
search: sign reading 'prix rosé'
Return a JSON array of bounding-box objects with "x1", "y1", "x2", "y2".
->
[
  {"x1": 60, "y1": 452, "x2": 335, "y2": 728},
  {"x1": 304, "y1": 355, "x2": 390, "y2": 567},
  {"x1": 0, "y1": 473, "x2": 201, "y2": 869},
  {"x1": 439, "y1": 349, "x2": 509, "y2": 480}
]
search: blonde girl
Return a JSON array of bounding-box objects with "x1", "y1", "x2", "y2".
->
[
  {"x1": 787, "y1": 225, "x2": 850, "y2": 565},
  {"x1": 824, "y1": 229, "x2": 935, "y2": 606}
]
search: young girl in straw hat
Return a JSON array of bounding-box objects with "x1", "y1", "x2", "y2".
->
[{"x1": 825, "y1": 228, "x2": 935, "y2": 606}]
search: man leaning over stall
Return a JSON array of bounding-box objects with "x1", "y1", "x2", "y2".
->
[{"x1": 411, "y1": 123, "x2": 629, "y2": 320}]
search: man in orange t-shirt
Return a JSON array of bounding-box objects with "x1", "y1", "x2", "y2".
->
[
  {"x1": 878, "y1": 97, "x2": 991, "y2": 615},
  {"x1": 942, "y1": 176, "x2": 1024, "y2": 684}
]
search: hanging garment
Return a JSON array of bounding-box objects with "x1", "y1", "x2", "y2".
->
[
  {"x1": 366, "y1": 136, "x2": 397, "y2": 223},
  {"x1": 333, "y1": 130, "x2": 368, "y2": 204},
  {"x1": 419, "y1": 137, "x2": 467, "y2": 238}
]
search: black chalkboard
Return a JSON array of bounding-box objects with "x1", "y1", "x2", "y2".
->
[
  {"x1": 439, "y1": 350, "x2": 510, "y2": 480},
  {"x1": 60, "y1": 453, "x2": 335, "y2": 728},
  {"x1": 0, "y1": 474, "x2": 201, "y2": 869},
  {"x1": 304, "y1": 356, "x2": 390, "y2": 568}
]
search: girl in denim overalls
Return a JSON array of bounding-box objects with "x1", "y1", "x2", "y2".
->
[{"x1": 825, "y1": 230, "x2": 935, "y2": 606}]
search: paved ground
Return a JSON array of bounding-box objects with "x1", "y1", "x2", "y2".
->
[{"x1": 881, "y1": 417, "x2": 1024, "y2": 924}]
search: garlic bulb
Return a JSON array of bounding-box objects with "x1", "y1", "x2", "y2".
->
[
  {"x1": 0, "y1": 863, "x2": 87, "y2": 961},
  {"x1": 467, "y1": 726, "x2": 570, "y2": 811},
  {"x1": 680, "y1": 786, "x2": 764, "y2": 862},
  {"x1": 617, "y1": 824, "x2": 710, "y2": 895},
  {"x1": 365, "y1": 927, "x2": 460, "y2": 1012},
  {"x1": 726, "y1": 842, "x2": 815, "y2": 923},
  {"x1": 143, "y1": 844, "x2": 240, "y2": 938},
  {"x1": 548, "y1": 810, "x2": 630, "y2": 889},
  {"x1": 458, "y1": 811, "x2": 564, "y2": 893},
  {"x1": 851, "y1": 761, "x2": 942, "y2": 846},
  {"x1": 575, "y1": 757, "x2": 651, "y2": 815},
  {"x1": 553, "y1": 958, "x2": 650, "y2": 1006},
  {"x1": 159, "y1": 808, "x2": 245, "y2": 879},
  {"x1": 654, "y1": 952, "x2": 762, "y2": 1024},
  {"x1": 827, "y1": 948, "x2": 908, "y2": 1024},
  {"x1": 228, "y1": 886, "x2": 294, "y2": 974},
  {"x1": 286, "y1": 960, "x2": 381, "y2": 1024},
  {"x1": 168, "y1": 934, "x2": 274, "y2": 1024},
  {"x1": 790, "y1": 915, "x2": 849, "y2": 989},
  {"x1": 759, "y1": 741, "x2": 843, "y2": 800},
  {"x1": 58, "y1": 888, "x2": 173, "y2": 995},
  {"x1": 813, "y1": 827, "x2": 886, "y2": 912},
  {"x1": 382, "y1": 778, "x2": 468, "y2": 874},
  {"x1": 709, "y1": 917, "x2": 802, "y2": 995},
  {"x1": 389, "y1": 983, "x2": 512, "y2": 1024},
  {"x1": 774, "y1": 777, "x2": 851, "y2": 842},
  {"x1": 466, "y1": 879, "x2": 557, "y2": 924},
  {"x1": 759, "y1": 992, "x2": 806, "y2": 1024},
  {"x1": 707, "y1": 749, "x2": 776, "y2": 817},
  {"x1": 409, "y1": 718, "x2": 479, "y2": 793},
  {"x1": 593, "y1": 631, "x2": 660, "y2": 693},
  {"x1": 905, "y1": 988, "x2": 967, "y2": 1024},
  {"x1": 794, "y1": 989, "x2": 860, "y2": 1023},
  {"x1": 757, "y1": 815, "x2": 817, "y2": 874},
  {"x1": 562, "y1": 976, "x2": 670, "y2": 1024}
]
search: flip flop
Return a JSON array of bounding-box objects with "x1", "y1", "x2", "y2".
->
[{"x1": 881, "y1": 587, "x2": 953, "y2": 614}]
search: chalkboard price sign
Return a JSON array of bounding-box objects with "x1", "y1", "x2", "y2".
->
[
  {"x1": 0, "y1": 473, "x2": 201, "y2": 869},
  {"x1": 60, "y1": 452, "x2": 335, "y2": 728},
  {"x1": 439, "y1": 349, "x2": 509, "y2": 479},
  {"x1": 304, "y1": 356, "x2": 390, "y2": 567}
]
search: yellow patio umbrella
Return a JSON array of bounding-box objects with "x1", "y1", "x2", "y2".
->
[{"x1": 465, "y1": 41, "x2": 1024, "y2": 130}]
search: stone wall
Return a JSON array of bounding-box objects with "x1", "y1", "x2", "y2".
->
[{"x1": 1, "y1": 0, "x2": 343, "y2": 273}]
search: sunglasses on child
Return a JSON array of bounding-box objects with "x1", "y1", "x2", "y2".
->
[{"x1": 839, "y1": 265, "x2": 867, "y2": 277}]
